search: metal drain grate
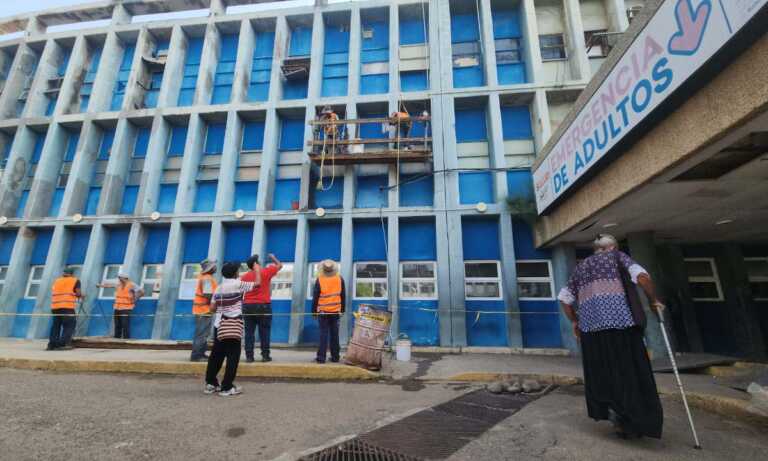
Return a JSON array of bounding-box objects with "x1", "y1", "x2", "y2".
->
[
  {"x1": 299, "y1": 438, "x2": 422, "y2": 461},
  {"x1": 299, "y1": 388, "x2": 553, "y2": 461}
]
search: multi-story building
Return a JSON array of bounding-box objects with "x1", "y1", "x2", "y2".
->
[{"x1": 0, "y1": 0, "x2": 646, "y2": 349}]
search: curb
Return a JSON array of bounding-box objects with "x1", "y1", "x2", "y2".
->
[
  {"x1": 0, "y1": 358, "x2": 378, "y2": 381},
  {"x1": 444, "y1": 372, "x2": 583, "y2": 387}
]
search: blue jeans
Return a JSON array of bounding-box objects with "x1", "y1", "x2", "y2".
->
[
  {"x1": 48, "y1": 308, "x2": 76, "y2": 349},
  {"x1": 243, "y1": 303, "x2": 272, "y2": 359},
  {"x1": 191, "y1": 314, "x2": 212, "y2": 359},
  {"x1": 317, "y1": 314, "x2": 340, "y2": 362}
]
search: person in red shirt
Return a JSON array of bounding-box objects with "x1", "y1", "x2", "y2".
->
[{"x1": 241, "y1": 253, "x2": 282, "y2": 362}]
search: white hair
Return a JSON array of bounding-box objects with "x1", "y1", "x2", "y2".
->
[{"x1": 593, "y1": 234, "x2": 618, "y2": 253}]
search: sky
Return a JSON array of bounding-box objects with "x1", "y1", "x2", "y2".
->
[{"x1": 0, "y1": 0, "x2": 89, "y2": 18}]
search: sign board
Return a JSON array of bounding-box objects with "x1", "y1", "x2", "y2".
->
[{"x1": 532, "y1": 0, "x2": 768, "y2": 213}]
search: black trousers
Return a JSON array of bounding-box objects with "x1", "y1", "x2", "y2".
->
[
  {"x1": 205, "y1": 336, "x2": 241, "y2": 391},
  {"x1": 317, "y1": 314, "x2": 340, "y2": 362},
  {"x1": 114, "y1": 310, "x2": 131, "y2": 339},
  {"x1": 243, "y1": 303, "x2": 272, "y2": 359},
  {"x1": 48, "y1": 309, "x2": 76, "y2": 348}
]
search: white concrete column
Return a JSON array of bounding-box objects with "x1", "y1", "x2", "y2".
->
[
  {"x1": 605, "y1": 0, "x2": 630, "y2": 32},
  {"x1": 153, "y1": 221, "x2": 183, "y2": 339},
  {"x1": 215, "y1": 111, "x2": 241, "y2": 212},
  {"x1": 500, "y1": 215, "x2": 523, "y2": 348},
  {"x1": 194, "y1": 23, "x2": 221, "y2": 106},
  {"x1": 54, "y1": 35, "x2": 87, "y2": 116},
  {"x1": 74, "y1": 223, "x2": 108, "y2": 336},
  {"x1": 487, "y1": 93, "x2": 509, "y2": 203},
  {"x1": 0, "y1": 228, "x2": 33, "y2": 336},
  {"x1": 388, "y1": 3, "x2": 400, "y2": 95},
  {"x1": 269, "y1": 16, "x2": 289, "y2": 102},
  {"x1": 98, "y1": 118, "x2": 133, "y2": 215},
  {"x1": 232, "y1": 20, "x2": 255, "y2": 104},
  {"x1": 0, "y1": 126, "x2": 36, "y2": 217},
  {"x1": 430, "y1": 0, "x2": 453, "y2": 91},
  {"x1": 306, "y1": 11, "x2": 325, "y2": 101},
  {"x1": 521, "y1": 0, "x2": 543, "y2": 84},
  {"x1": 563, "y1": 0, "x2": 591, "y2": 82},
  {"x1": 135, "y1": 115, "x2": 170, "y2": 215},
  {"x1": 551, "y1": 244, "x2": 578, "y2": 352},
  {"x1": 0, "y1": 44, "x2": 37, "y2": 119},
  {"x1": 111, "y1": 4, "x2": 133, "y2": 25},
  {"x1": 59, "y1": 122, "x2": 102, "y2": 216},
  {"x1": 121, "y1": 27, "x2": 151, "y2": 111},
  {"x1": 157, "y1": 26, "x2": 187, "y2": 108},
  {"x1": 27, "y1": 224, "x2": 68, "y2": 338},
  {"x1": 532, "y1": 89, "x2": 552, "y2": 152},
  {"x1": 23, "y1": 39, "x2": 59, "y2": 118},
  {"x1": 288, "y1": 215, "x2": 309, "y2": 345},
  {"x1": 479, "y1": 0, "x2": 499, "y2": 88},
  {"x1": 256, "y1": 108, "x2": 279, "y2": 211},
  {"x1": 24, "y1": 124, "x2": 67, "y2": 218},
  {"x1": 174, "y1": 114, "x2": 206, "y2": 214},
  {"x1": 210, "y1": 0, "x2": 226, "y2": 16},
  {"x1": 87, "y1": 32, "x2": 123, "y2": 113},
  {"x1": 347, "y1": 6, "x2": 362, "y2": 97}
]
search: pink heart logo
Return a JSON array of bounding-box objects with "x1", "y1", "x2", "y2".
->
[{"x1": 668, "y1": 0, "x2": 712, "y2": 56}]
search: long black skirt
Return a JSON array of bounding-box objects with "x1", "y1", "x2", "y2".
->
[{"x1": 580, "y1": 326, "x2": 663, "y2": 438}]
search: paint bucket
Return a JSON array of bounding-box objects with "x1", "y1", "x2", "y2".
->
[{"x1": 395, "y1": 335, "x2": 411, "y2": 362}]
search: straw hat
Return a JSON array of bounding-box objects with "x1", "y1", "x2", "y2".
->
[
  {"x1": 200, "y1": 259, "x2": 217, "y2": 274},
  {"x1": 320, "y1": 259, "x2": 338, "y2": 276}
]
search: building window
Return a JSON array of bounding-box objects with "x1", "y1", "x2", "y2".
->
[
  {"x1": 684, "y1": 258, "x2": 724, "y2": 302},
  {"x1": 465, "y1": 261, "x2": 502, "y2": 300},
  {"x1": 141, "y1": 264, "x2": 163, "y2": 299},
  {"x1": 539, "y1": 34, "x2": 566, "y2": 61},
  {"x1": 584, "y1": 30, "x2": 610, "y2": 58},
  {"x1": 0, "y1": 266, "x2": 7, "y2": 297},
  {"x1": 99, "y1": 264, "x2": 121, "y2": 299},
  {"x1": 495, "y1": 38, "x2": 523, "y2": 64},
  {"x1": 305, "y1": 262, "x2": 319, "y2": 299},
  {"x1": 179, "y1": 263, "x2": 201, "y2": 300},
  {"x1": 272, "y1": 262, "x2": 294, "y2": 300},
  {"x1": 745, "y1": 257, "x2": 768, "y2": 301},
  {"x1": 25, "y1": 266, "x2": 45, "y2": 298},
  {"x1": 354, "y1": 262, "x2": 388, "y2": 299},
  {"x1": 400, "y1": 262, "x2": 437, "y2": 300},
  {"x1": 516, "y1": 260, "x2": 554, "y2": 300}
]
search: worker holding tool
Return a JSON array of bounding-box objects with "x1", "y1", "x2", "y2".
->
[
  {"x1": 317, "y1": 106, "x2": 340, "y2": 152},
  {"x1": 191, "y1": 259, "x2": 218, "y2": 362},
  {"x1": 47, "y1": 267, "x2": 82, "y2": 350},
  {"x1": 311, "y1": 260, "x2": 346, "y2": 364},
  {"x1": 97, "y1": 270, "x2": 144, "y2": 339},
  {"x1": 389, "y1": 106, "x2": 412, "y2": 150},
  {"x1": 558, "y1": 234, "x2": 664, "y2": 440}
]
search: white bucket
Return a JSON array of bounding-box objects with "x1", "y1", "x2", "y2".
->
[{"x1": 395, "y1": 338, "x2": 412, "y2": 362}]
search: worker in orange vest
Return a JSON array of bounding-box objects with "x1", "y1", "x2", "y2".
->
[
  {"x1": 97, "y1": 270, "x2": 144, "y2": 339},
  {"x1": 47, "y1": 267, "x2": 82, "y2": 350},
  {"x1": 191, "y1": 259, "x2": 218, "y2": 362},
  {"x1": 318, "y1": 106, "x2": 341, "y2": 152},
  {"x1": 389, "y1": 108, "x2": 412, "y2": 149},
  {"x1": 311, "y1": 259, "x2": 346, "y2": 363}
]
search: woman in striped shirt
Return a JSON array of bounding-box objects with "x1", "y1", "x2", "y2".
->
[{"x1": 204, "y1": 261, "x2": 260, "y2": 396}]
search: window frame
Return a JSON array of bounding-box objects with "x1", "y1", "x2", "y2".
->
[
  {"x1": 399, "y1": 261, "x2": 438, "y2": 300},
  {"x1": 539, "y1": 34, "x2": 567, "y2": 61},
  {"x1": 353, "y1": 261, "x2": 388, "y2": 300},
  {"x1": 0, "y1": 265, "x2": 7, "y2": 297},
  {"x1": 745, "y1": 257, "x2": 768, "y2": 301},
  {"x1": 306, "y1": 262, "x2": 319, "y2": 300},
  {"x1": 179, "y1": 263, "x2": 201, "y2": 300},
  {"x1": 464, "y1": 260, "x2": 503, "y2": 301},
  {"x1": 516, "y1": 259, "x2": 555, "y2": 301},
  {"x1": 141, "y1": 263, "x2": 164, "y2": 300},
  {"x1": 684, "y1": 258, "x2": 724, "y2": 302},
  {"x1": 25, "y1": 265, "x2": 46, "y2": 299},
  {"x1": 271, "y1": 262, "x2": 294, "y2": 300},
  {"x1": 584, "y1": 29, "x2": 610, "y2": 58},
  {"x1": 99, "y1": 264, "x2": 121, "y2": 299}
]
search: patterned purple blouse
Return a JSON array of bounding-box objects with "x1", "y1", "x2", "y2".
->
[{"x1": 557, "y1": 250, "x2": 647, "y2": 333}]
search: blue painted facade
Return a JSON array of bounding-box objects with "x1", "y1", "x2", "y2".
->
[
  {"x1": 249, "y1": 31, "x2": 274, "y2": 102},
  {"x1": 212, "y1": 33, "x2": 239, "y2": 104},
  {"x1": 360, "y1": 17, "x2": 389, "y2": 95},
  {"x1": 144, "y1": 40, "x2": 170, "y2": 108},
  {"x1": 265, "y1": 222, "x2": 297, "y2": 343},
  {"x1": 79, "y1": 44, "x2": 102, "y2": 111},
  {"x1": 399, "y1": 218, "x2": 439, "y2": 345},
  {"x1": 171, "y1": 225, "x2": 210, "y2": 340},
  {"x1": 111, "y1": 42, "x2": 135, "y2": 111},
  {"x1": 178, "y1": 37, "x2": 204, "y2": 106},
  {"x1": 283, "y1": 25, "x2": 311, "y2": 99},
  {"x1": 46, "y1": 46, "x2": 72, "y2": 116},
  {"x1": 322, "y1": 22, "x2": 350, "y2": 97}
]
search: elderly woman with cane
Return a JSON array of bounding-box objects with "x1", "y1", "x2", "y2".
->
[{"x1": 558, "y1": 234, "x2": 665, "y2": 439}]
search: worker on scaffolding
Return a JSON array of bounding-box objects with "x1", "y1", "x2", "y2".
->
[
  {"x1": 317, "y1": 106, "x2": 342, "y2": 154},
  {"x1": 389, "y1": 106, "x2": 412, "y2": 151}
]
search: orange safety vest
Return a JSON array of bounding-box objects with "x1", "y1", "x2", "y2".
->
[
  {"x1": 51, "y1": 276, "x2": 78, "y2": 310},
  {"x1": 323, "y1": 112, "x2": 339, "y2": 135},
  {"x1": 114, "y1": 281, "x2": 137, "y2": 311},
  {"x1": 317, "y1": 274, "x2": 342, "y2": 313},
  {"x1": 392, "y1": 111, "x2": 410, "y2": 121},
  {"x1": 193, "y1": 274, "x2": 218, "y2": 315}
]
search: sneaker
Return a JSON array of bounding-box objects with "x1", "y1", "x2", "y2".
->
[
  {"x1": 262, "y1": 356, "x2": 272, "y2": 363},
  {"x1": 219, "y1": 385, "x2": 242, "y2": 397},
  {"x1": 245, "y1": 357, "x2": 255, "y2": 363},
  {"x1": 204, "y1": 384, "x2": 221, "y2": 395},
  {"x1": 315, "y1": 358, "x2": 325, "y2": 364},
  {"x1": 330, "y1": 357, "x2": 340, "y2": 363}
]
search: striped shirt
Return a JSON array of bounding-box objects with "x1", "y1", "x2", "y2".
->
[{"x1": 212, "y1": 279, "x2": 257, "y2": 328}]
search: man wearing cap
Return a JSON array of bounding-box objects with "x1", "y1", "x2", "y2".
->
[
  {"x1": 97, "y1": 270, "x2": 144, "y2": 339},
  {"x1": 311, "y1": 259, "x2": 346, "y2": 363},
  {"x1": 191, "y1": 259, "x2": 218, "y2": 362},
  {"x1": 47, "y1": 267, "x2": 82, "y2": 350}
]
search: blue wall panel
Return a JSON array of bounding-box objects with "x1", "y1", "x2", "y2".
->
[
  {"x1": 265, "y1": 222, "x2": 297, "y2": 262},
  {"x1": 30, "y1": 228, "x2": 53, "y2": 264},
  {"x1": 48, "y1": 188, "x2": 64, "y2": 217},
  {"x1": 459, "y1": 172, "x2": 493, "y2": 205},
  {"x1": 249, "y1": 31, "x2": 274, "y2": 102},
  {"x1": 111, "y1": 43, "x2": 135, "y2": 111},
  {"x1": 16, "y1": 191, "x2": 29, "y2": 217},
  {"x1": 279, "y1": 118, "x2": 304, "y2": 150},
  {"x1": 400, "y1": 18, "x2": 427, "y2": 45},
  {"x1": 183, "y1": 225, "x2": 210, "y2": 263},
  {"x1": 131, "y1": 299, "x2": 156, "y2": 340},
  {"x1": 453, "y1": 66, "x2": 484, "y2": 88},
  {"x1": 120, "y1": 185, "x2": 139, "y2": 215},
  {"x1": 98, "y1": 129, "x2": 115, "y2": 160},
  {"x1": 104, "y1": 227, "x2": 129, "y2": 264},
  {"x1": 521, "y1": 300, "x2": 562, "y2": 348},
  {"x1": 85, "y1": 186, "x2": 101, "y2": 215},
  {"x1": 462, "y1": 218, "x2": 500, "y2": 260},
  {"x1": 399, "y1": 219, "x2": 436, "y2": 261},
  {"x1": 289, "y1": 27, "x2": 312, "y2": 56},
  {"x1": 308, "y1": 221, "x2": 341, "y2": 262},
  {"x1": 507, "y1": 170, "x2": 534, "y2": 201},
  {"x1": 133, "y1": 127, "x2": 151, "y2": 157},
  {"x1": 66, "y1": 228, "x2": 91, "y2": 264},
  {"x1": 167, "y1": 126, "x2": 187, "y2": 156},
  {"x1": 204, "y1": 123, "x2": 226, "y2": 154},
  {"x1": 64, "y1": 131, "x2": 79, "y2": 161},
  {"x1": 144, "y1": 226, "x2": 169, "y2": 263},
  {"x1": 400, "y1": 71, "x2": 428, "y2": 92},
  {"x1": 301, "y1": 299, "x2": 319, "y2": 344},
  {"x1": 360, "y1": 74, "x2": 389, "y2": 94},
  {"x1": 501, "y1": 106, "x2": 532, "y2": 139},
  {"x1": 242, "y1": 121, "x2": 265, "y2": 151},
  {"x1": 170, "y1": 300, "x2": 194, "y2": 340},
  {"x1": 12, "y1": 299, "x2": 35, "y2": 338},
  {"x1": 465, "y1": 300, "x2": 508, "y2": 346},
  {"x1": 358, "y1": 112, "x2": 387, "y2": 140},
  {"x1": 492, "y1": 9, "x2": 522, "y2": 38},
  {"x1": 224, "y1": 224, "x2": 253, "y2": 263},
  {"x1": 273, "y1": 179, "x2": 300, "y2": 211},
  {"x1": 211, "y1": 33, "x2": 239, "y2": 104},
  {"x1": 498, "y1": 64, "x2": 526, "y2": 85},
  {"x1": 399, "y1": 175, "x2": 433, "y2": 207},
  {"x1": 178, "y1": 37, "x2": 203, "y2": 106},
  {"x1": 322, "y1": 25, "x2": 349, "y2": 97},
  {"x1": 283, "y1": 80, "x2": 308, "y2": 99},
  {"x1": 30, "y1": 130, "x2": 47, "y2": 164},
  {"x1": 0, "y1": 230, "x2": 17, "y2": 264},
  {"x1": 512, "y1": 218, "x2": 551, "y2": 260},
  {"x1": 355, "y1": 175, "x2": 388, "y2": 208},
  {"x1": 400, "y1": 300, "x2": 439, "y2": 345},
  {"x1": 353, "y1": 221, "x2": 387, "y2": 261},
  {"x1": 451, "y1": 14, "x2": 480, "y2": 42},
  {"x1": 455, "y1": 108, "x2": 487, "y2": 142},
  {"x1": 85, "y1": 298, "x2": 114, "y2": 336},
  {"x1": 271, "y1": 300, "x2": 291, "y2": 343},
  {"x1": 233, "y1": 181, "x2": 258, "y2": 211},
  {"x1": 313, "y1": 180, "x2": 343, "y2": 209},
  {"x1": 194, "y1": 181, "x2": 217, "y2": 212},
  {"x1": 158, "y1": 184, "x2": 178, "y2": 213}
]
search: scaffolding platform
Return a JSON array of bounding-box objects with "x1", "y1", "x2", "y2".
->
[{"x1": 308, "y1": 149, "x2": 431, "y2": 165}]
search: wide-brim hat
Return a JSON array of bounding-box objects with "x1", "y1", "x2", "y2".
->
[
  {"x1": 201, "y1": 259, "x2": 217, "y2": 274},
  {"x1": 321, "y1": 259, "x2": 338, "y2": 276},
  {"x1": 62, "y1": 267, "x2": 75, "y2": 275},
  {"x1": 118, "y1": 271, "x2": 130, "y2": 280}
]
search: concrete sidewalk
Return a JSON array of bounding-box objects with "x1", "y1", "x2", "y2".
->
[{"x1": 0, "y1": 338, "x2": 766, "y2": 428}]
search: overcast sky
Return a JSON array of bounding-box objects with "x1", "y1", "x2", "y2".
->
[{"x1": 0, "y1": 1, "x2": 91, "y2": 18}]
